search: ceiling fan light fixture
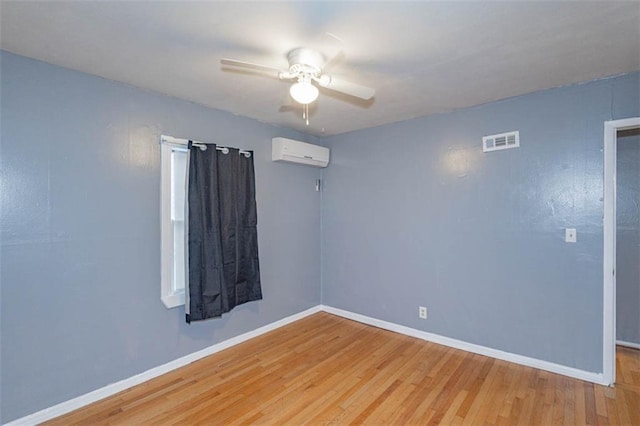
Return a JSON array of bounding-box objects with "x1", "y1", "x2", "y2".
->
[{"x1": 290, "y1": 80, "x2": 319, "y2": 104}]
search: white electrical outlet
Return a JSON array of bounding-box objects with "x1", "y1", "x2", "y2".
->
[
  {"x1": 419, "y1": 306, "x2": 427, "y2": 319},
  {"x1": 565, "y1": 228, "x2": 577, "y2": 243}
]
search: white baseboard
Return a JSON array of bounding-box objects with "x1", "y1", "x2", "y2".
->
[
  {"x1": 617, "y1": 339, "x2": 640, "y2": 350},
  {"x1": 320, "y1": 305, "x2": 607, "y2": 386},
  {"x1": 8, "y1": 303, "x2": 609, "y2": 425},
  {"x1": 5, "y1": 305, "x2": 322, "y2": 426}
]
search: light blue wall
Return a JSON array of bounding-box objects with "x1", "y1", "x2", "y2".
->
[
  {"x1": 2, "y1": 48, "x2": 639, "y2": 423},
  {"x1": 321, "y1": 73, "x2": 640, "y2": 373},
  {"x1": 616, "y1": 129, "x2": 640, "y2": 345},
  {"x1": 0, "y1": 51, "x2": 322, "y2": 423}
]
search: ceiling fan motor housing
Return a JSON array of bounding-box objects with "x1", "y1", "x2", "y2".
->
[{"x1": 287, "y1": 48, "x2": 324, "y2": 78}]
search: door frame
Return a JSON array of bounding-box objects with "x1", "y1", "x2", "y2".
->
[{"x1": 603, "y1": 117, "x2": 640, "y2": 386}]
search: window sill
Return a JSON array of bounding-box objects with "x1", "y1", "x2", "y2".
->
[{"x1": 162, "y1": 291, "x2": 185, "y2": 309}]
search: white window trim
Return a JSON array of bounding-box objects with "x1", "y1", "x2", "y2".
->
[{"x1": 160, "y1": 142, "x2": 187, "y2": 308}]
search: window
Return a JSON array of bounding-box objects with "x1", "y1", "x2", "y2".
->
[{"x1": 161, "y1": 142, "x2": 188, "y2": 308}]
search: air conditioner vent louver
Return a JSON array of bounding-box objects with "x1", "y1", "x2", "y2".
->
[{"x1": 483, "y1": 131, "x2": 520, "y2": 152}]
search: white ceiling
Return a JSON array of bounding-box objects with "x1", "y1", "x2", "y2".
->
[{"x1": 1, "y1": 1, "x2": 639, "y2": 136}]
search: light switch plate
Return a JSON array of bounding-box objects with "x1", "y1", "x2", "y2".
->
[{"x1": 565, "y1": 228, "x2": 577, "y2": 243}]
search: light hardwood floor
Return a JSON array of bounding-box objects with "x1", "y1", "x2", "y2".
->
[{"x1": 47, "y1": 312, "x2": 640, "y2": 425}]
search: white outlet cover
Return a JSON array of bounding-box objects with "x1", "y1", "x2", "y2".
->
[{"x1": 565, "y1": 228, "x2": 577, "y2": 243}]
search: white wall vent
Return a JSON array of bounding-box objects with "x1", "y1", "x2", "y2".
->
[{"x1": 483, "y1": 131, "x2": 520, "y2": 152}]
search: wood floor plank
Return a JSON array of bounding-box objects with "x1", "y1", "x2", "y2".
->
[{"x1": 44, "y1": 313, "x2": 640, "y2": 425}]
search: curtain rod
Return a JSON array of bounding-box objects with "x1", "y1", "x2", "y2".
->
[{"x1": 160, "y1": 135, "x2": 251, "y2": 157}]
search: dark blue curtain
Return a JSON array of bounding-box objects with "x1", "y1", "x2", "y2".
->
[{"x1": 185, "y1": 144, "x2": 262, "y2": 323}]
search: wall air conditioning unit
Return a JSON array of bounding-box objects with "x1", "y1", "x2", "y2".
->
[{"x1": 272, "y1": 137, "x2": 330, "y2": 168}]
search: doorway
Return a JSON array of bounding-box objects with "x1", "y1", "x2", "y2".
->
[{"x1": 603, "y1": 117, "x2": 640, "y2": 386}]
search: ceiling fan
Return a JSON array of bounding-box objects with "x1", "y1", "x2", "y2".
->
[{"x1": 221, "y1": 47, "x2": 375, "y2": 125}]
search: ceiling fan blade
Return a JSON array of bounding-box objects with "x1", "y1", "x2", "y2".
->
[
  {"x1": 323, "y1": 50, "x2": 346, "y2": 73},
  {"x1": 220, "y1": 58, "x2": 286, "y2": 77},
  {"x1": 315, "y1": 32, "x2": 344, "y2": 72},
  {"x1": 316, "y1": 75, "x2": 375, "y2": 100}
]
